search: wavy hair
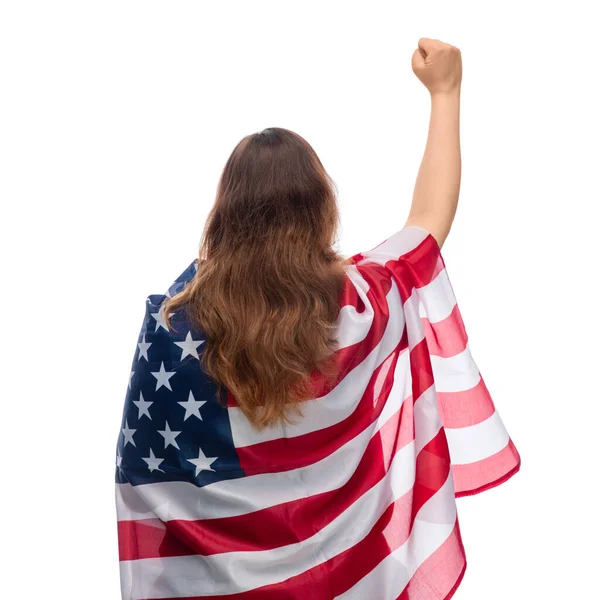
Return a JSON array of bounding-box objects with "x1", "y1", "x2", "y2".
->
[{"x1": 162, "y1": 127, "x2": 351, "y2": 429}]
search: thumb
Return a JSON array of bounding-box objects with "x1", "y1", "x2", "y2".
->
[{"x1": 411, "y1": 48, "x2": 424, "y2": 72}]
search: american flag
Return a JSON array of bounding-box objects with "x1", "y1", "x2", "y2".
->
[{"x1": 115, "y1": 225, "x2": 520, "y2": 599}]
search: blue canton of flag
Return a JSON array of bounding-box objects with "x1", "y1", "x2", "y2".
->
[{"x1": 115, "y1": 259, "x2": 245, "y2": 488}]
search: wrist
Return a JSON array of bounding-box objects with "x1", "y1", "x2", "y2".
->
[{"x1": 430, "y1": 87, "x2": 461, "y2": 102}]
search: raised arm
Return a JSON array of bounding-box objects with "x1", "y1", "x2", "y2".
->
[{"x1": 405, "y1": 38, "x2": 463, "y2": 249}]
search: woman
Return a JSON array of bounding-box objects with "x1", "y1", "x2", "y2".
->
[{"x1": 115, "y1": 38, "x2": 520, "y2": 599}]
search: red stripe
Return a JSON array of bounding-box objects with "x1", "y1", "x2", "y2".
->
[
  {"x1": 142, "y1": 420, "x2": 453, "y2": 599},
  {"x1": 236, "y1": 332, "x2": 407, "y2": 476},
  {"x1": 118, "y1": 394, "x2": 416, "y2": 561},
  {"x1": 422, "y1": 304, "x2": 467, "y2": 357},
  {"x1": 398, "y1": 233, "x2": 445, "y2": 289},
  {"x1": 409, "y1": 338, "x2": 435, "y2": 402},
  {"x1": 383, "y1": 234, "x2": 445, "y2": 305},
  {"x1": 411, "y1": 428, "x2": 452, "y2": 522},
  {"x1": 453, "y1": 438, "x2": 521, "y2": 497},
  {"x1": 154, "y1": 500, "x2": 409, "y2": 600},
  {"x1": 397, "y1": 521, "x2": 466, "y2": 600},
  {"x1": 436, "y1": 377, "x2": 496, "y2": 428}
]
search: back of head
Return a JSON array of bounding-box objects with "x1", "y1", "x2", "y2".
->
[{"x1": 163, "y1": 127, "x2": 351, "y2": 429}]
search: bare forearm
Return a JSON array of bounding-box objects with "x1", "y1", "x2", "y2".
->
[
  {"x1": 407, "y1": 91, "x2": 461, "y2": 246},
  {"x1": 406, "y1": 38, "x2": 463, "y2": 248}
]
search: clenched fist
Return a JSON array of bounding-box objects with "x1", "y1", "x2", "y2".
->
[{"x1": 412, "y1": 38, "x2": 462, "y2": 95}]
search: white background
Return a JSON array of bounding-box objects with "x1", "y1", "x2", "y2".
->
[{"x1": 1, "y1": 1, "x2": 588, "y2": 598}]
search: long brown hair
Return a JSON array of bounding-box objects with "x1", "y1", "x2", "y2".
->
[{"x1": 162, "y1": 127, "x2": 351, "y2": 429}]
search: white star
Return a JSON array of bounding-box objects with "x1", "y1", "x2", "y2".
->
[
  {"x1": 151, "y1": 305, "x2": 175, "y2": 332},
  {"x1": 133, "y1": 390, "x2": 153, "y2": 420},
  {"x1": 137, "y1": 333, "x2": 152, "y2": 361},
  {"x1": 187, "y1": 448, "x2": 218, "y2": 479},
  {"x1": 157, "y1": 420, "x2": 182, "y2": 449},
  {"x1": 116, "y1": 452, "x2": 122, "y2": 470},
  {"x1": 141, "y1": 448, "x2": 165, "y2": 473},
  {"x1": 178, "y1": 390, "x2": 207, "y2": 421},
  {"x1": 128, "y1": 370, "x2": 135, "y2": 389},
  {"x1": 174, "y1": 331, "x2": 205, "y2": 361},
  {"x1": 121, "y1": 419, "x2": 137, "y2": 447},
  {"x1": 151, "y1": 361, "x2": 176, "y2": 391}
]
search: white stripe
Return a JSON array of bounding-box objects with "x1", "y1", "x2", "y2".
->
[
  {"x1": 408, "y1": 277, "x2": 507, "y2": 466},
  {"x1": 417, "y1": 268, "x2": 457, "y2": 323},
  {"x1": 430, "y1": 345, "x2": 481, "y2": 392},
  {"x1": 403, "y1": 287, "x2": 425, "y2": 350},
  {"x1": 335, "y1": 472, "x2": 457, "y2": 599},
  {"x1": 445, "y1": 410, "x2": 510, "y2": 465},
  {"x1": 119, "y1": 441, "x2": 419, "y2": 599},
  {"x1": 229, "y1": 270, "x2": 406, "y2": 448},
  {"x1": 402, "y1": 269, "x2": 461, "y2": 352},
  {"x1": 414, "y1": 385, "x2": 443, "y2": 453},
  {"x1": 116, "y1": 352, "x2": 414, "y2": 523},
  {"x1": 403, "y1": 271, "x2": 479, "y2": 400},
  {"x1": 358, "y1": 225, "x2": 430, "y2": 263}
]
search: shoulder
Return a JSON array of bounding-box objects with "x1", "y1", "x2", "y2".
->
[
  {"x1": 141, "y1": 258, "x2": 199, "y2": 329},
  {"x1": 348, "y1": 226, "x2": 444, "y2": 303},
  {"x1": 165, "y1": 257, "x2": 199, "y2": 299},
  {"x1": 354, "y1": 226, "x2": 435, "y2": 267}
]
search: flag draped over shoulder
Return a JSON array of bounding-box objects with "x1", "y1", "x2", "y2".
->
[{"x1": 115, "y1": 225, "x2": 520, "y2": 600}]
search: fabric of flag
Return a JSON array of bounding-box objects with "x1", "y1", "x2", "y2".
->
[{"x1": 115, "y1": 224, "x2": 520, "y2": 600}]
